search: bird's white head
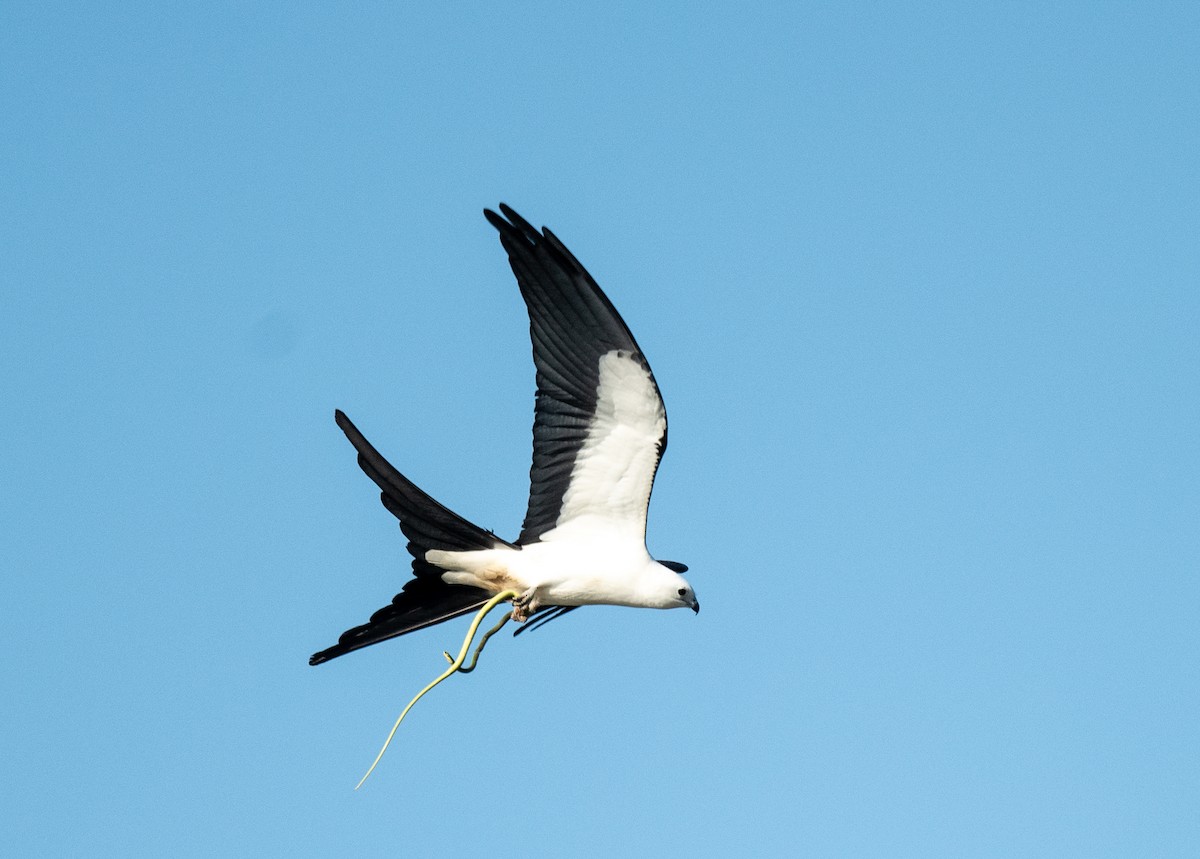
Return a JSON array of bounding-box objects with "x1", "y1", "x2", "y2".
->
[{"x1": 643, "y1": 560, "x2": 699, "y2": 614}]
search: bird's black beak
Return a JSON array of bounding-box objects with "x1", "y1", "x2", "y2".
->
[{"x1": 692, "y1": 600, "x2": 700, "y2": 615}]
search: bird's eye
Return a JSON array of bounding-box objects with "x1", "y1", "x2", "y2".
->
[{"x1": 677, "y1": 588, "x2": 688, "y2": 596}]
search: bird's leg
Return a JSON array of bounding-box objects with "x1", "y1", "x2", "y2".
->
[{"x1": 510, "y1": 586, "x2": 540, "y2": 623}]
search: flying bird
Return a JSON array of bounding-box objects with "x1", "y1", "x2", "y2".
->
[{"x1": 310, "y1": 205, "x2": 697, "y2": 668}]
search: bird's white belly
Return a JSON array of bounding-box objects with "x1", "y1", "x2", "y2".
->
[{"x1": 427, "y1": 524, "x2": 656, "y2": 609}]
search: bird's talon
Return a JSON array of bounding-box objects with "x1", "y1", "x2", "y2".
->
[{"x1": 509, "y1": 588, "x2": 538, "y2": 623}]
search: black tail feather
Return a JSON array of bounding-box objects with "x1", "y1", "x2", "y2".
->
[
  {"x1": 335, "y1": 409, "x2": 513, "y2": 559},
  {"x1": 309, "y1": 411, "x2": 518, "y2": 666}
]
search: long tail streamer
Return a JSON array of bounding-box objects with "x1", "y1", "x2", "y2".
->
[{"x1": 355, "y1": 590, "x2": 518, "y2": 790}]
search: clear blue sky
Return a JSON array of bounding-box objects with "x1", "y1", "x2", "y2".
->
[{"x1": 3, "y1": 3, "x2": 1197, "y2": 856}]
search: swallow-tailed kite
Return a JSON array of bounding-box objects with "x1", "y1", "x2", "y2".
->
[{"x1": 310, "y1": 205, "x2": 696, "y2": 668}]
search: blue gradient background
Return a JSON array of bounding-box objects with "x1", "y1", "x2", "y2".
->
[{"x1": 3, "y1": 3, "x2": 1197, "y2": 856}]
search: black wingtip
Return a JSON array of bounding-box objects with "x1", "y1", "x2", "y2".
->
[
  {"x1": 485, "y1": 204, "x2": 542, "y2": 241},
  {"x1": 498, "y1": 202, "x2": 521, "y2": 224},
  {"x1": 483, "y1": 206, "x2": 507, "y2": 231}
]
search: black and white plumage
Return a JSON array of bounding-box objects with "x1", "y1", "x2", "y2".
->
[{"x1": 310, "y1": 205, "x2": 696, "y2": 667}]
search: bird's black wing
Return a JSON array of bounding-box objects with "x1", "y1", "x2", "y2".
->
[
  {"x1": 484, "y1": 204, "x2": 669, "y2": 545},
  {"x1": 512, "y1": 605, "x2": 580, "y2": 637}
]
